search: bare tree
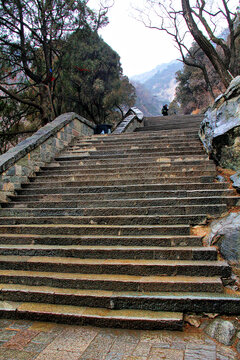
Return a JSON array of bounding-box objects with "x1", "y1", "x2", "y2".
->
[{"x1": 135, "y1": 0, "x2": 239, "y2": 88}]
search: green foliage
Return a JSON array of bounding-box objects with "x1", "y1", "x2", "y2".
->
[
  {"x1": 103, "y1": 76, "x2": 136, "y2": 119},
  {"x1": 0, "y1": 0, "x2": 136, "y2": 150},
  {"x1": 56, "y1": 30, "x2": 136, "y2": 124},
  {"x1": 0, "y1": 99, "x2": 23, "y2": 154},
  {"x1": 0, "y1": 0, "x2": 108, "y2": 125}
]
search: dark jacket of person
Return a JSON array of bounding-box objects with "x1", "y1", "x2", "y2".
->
[{"x1": 162, "y1": 104, "x2": 168, "y2": 116}]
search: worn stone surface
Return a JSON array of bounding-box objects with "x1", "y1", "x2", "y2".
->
[
  {"x1": 0, "y1": 319, "x2": 238, "y2": 359},
  {"x1": 205, "y1": 212, "x2": 240, "y2": 266},
  {"x1": 204, "y1": 319, "x2": 236, "y2": 346},
  {"x1": 199, "y1": 76, "x2": 240, "y2": 170}
]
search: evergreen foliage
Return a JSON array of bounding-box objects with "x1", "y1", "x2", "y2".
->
[
  {"x1": 0, "y1": 0, "x2": 136, "y2": 150},
  {"x1": 57, "y1": 30, "x2": 135, "y2": 124}
]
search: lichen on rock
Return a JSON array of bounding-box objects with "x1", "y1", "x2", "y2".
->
[
  {"x1": 199, "y1": 76, "x2": 240, "y2": 170},
  {"x1": 204, "y1": 318, "x2": 237, "y2": 346}
]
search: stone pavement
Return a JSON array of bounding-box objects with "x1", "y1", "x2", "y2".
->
[{"x1": 0, "y1": 319, "x2": 238, "y2": 360}]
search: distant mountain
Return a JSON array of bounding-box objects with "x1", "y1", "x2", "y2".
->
[
  {"x1": 131, "y1": 61, "x2": 177, "y2": 83},
  {"x1": 131, "y1": 60, "x2": 183, "y2": 116},
  {"x1": 132, "y1": 82, "x2": 160, "y2": 117}
]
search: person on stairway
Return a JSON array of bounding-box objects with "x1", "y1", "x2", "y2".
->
[{"x1": 162, "y1": 104, "x2": 169, "y2": 116}]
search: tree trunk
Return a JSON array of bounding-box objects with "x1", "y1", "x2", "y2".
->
[
  {"x1": 39, "y1": 85, "x2": 54, "y2": 126},
  {"x1": 181, "y1": 0, "x2": 233, "y2": 88}
]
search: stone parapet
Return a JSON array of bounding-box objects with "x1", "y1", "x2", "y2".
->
[
  {"x1": 113, "y1": 107, "x2": 144, "y2": 134},
  {"x1": 0, "y1": 113, "x2": 94, "y2": 203}
]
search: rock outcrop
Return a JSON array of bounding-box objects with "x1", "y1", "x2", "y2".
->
[
  {"x1": 231, "y1": 171, "x2": 240, "y2": 191},
  {"x1": 205, "y1": 212, "x2": 240, "y2": 268},
  {"x1": 199, "y1": 76, "x2": 240, "y2": 170}
]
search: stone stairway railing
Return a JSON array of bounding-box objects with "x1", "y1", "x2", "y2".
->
[
  {"x1": 0, "y1": 109, "x2": 144, "y2": 204},
  {"x1": 112, "y1": 107, "x2": 144, "y2": 134},
  {"x1": 0, "y1": 113, "x2": 95, "y2": 203}
]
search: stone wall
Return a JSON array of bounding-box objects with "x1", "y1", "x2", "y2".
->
[
  {"x1": 0, "y1": 112, "x2": 94, "y2": 203},
  {"x1": 113, "y1": 107, "x2": 144, "y2": 134}
]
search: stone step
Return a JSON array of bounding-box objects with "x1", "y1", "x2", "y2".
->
[
  {"x1": 65, "y1": 150, "x2": 206, "y2": 159},
  {"x1": 68, "y1": 141, "x2": 203, "y2": 151},
  {"x1": 145, "y1": 114, "x2": 203, "y2": 119},
  {"x1": 55, "y1": 157, "x2": 209, "y2": 168},
  {"x1": 69, "y1": 140, "x2": 204, "y2": 147},
  {"x1": 0, "y1": 215, "x2": 207, "y2": 226},
  {"x1": 136, "y1": 124, "x2": 202, "y2": 132},
  {"x1": 55, "y1": 154, "x2": 208, "y2": 164},
  {"x1": 0, "y1": 300, "x2": 183, "y2": 330},
  {"x1": 77, "y1": 139, "x2": 200, "y2": 147},
  {"x1": 17, "y1": 182, "x2": 229, "y2": 195},
  {"x1": 20, "y1": 176, "x2": 217, "y2": 188},
  {"x1": 0, "y1": 214, "x2": 208, "y2": 227},
  {"x1": 77, "y1": 130, "x2": 200, "y2": 139},
  {"x1": 76, "y1": 131, "x2": 200, "y2": 142},
  {"x1": 9, "y1": 189, "x2": 233, "y2": 202},
  {"x1": 136, "y1": 127, "x2": 201, "y2": 133},
  {"x1": 5, "y1": 196, "x2": 237, "y2": 209},
  {"x1": 0, "y1": 270, "x2": 222, "y2": 292},
  {"x1": 0, "y1": 224, "x2": 191, "y2": 236},
  {"x1": 41, "y1": 163, "x2": 216, "y2": 174},
  {"x1": 0, "y1": 205, "x2": 227, "y2": 217},
  {"x1": 136, "y1": 123, "x2": 201, "y2": 129},
  {"x1": 31, "y1": 170, "x2": 216, "y2": 183},
  {"x1": 65, "y1": 145, "x2": 204, "y2": 155},
  {"x1": 144, "y1": 117, "x2": 203, "y2": 123},
  {"x1": 143, "y1": 121, "x2": 202, "y2": 126},
  {"x1": 80, "y1": 129, "x2": 200, "y2": 138},
  {"x1": 55, "y1": 150, "x2": 205, "y2": 161},
  {"x1": 46, "y1": 161, "x2": 216, "y2": 172},
  {"x1": 0, "y1": 245, "x2": 217, "y2": 261},
  {"x1": 0, "y1": 234, "x2": 203, "y2": 247},
  {"x1": 72, "y1": 135, "x2": 202, "y2": 143},
  {"x1": 1, "y1": 287, "x2": 239, "y2": 315},
  {"x1": 0, "y1": 256, "x2": 230, "y2": 277}
]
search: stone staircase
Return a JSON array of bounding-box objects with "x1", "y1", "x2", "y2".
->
[{"x1": 0, "y1": 114, "x2": 239, "y2": 330}]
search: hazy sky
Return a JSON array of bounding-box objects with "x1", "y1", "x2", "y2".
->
[{"x1": 88, "y1": 0, "x2": 181, "y2": 77}]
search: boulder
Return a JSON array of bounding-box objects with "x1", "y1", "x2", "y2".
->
[
  {"x1": 204, "y1": 319, "x2": 236, "y2": 345},
  {"x1": 230, "y1": 172, "x2": 240, "y2": 190},
  {"x1": 205, "y1": 213, "x2": 240, "y2": 267},
  {"x1": 199, "y1": 76, "x2": 240, "y2": 170}
]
